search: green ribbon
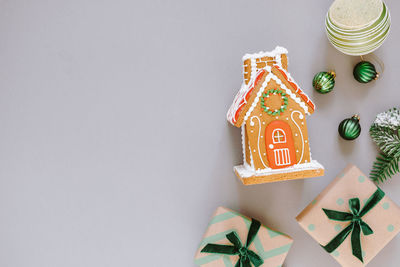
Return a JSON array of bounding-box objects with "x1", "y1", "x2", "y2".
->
[
  {"x1": 321, "y1": 188, "x2": 385, "y2": 263},
  {"x1": 201, "y1": 218, "x2": 264, "y2": 267}
]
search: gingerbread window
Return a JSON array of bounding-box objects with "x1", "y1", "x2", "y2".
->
[{"x1": 272, "y1": 129, "x2": 286, "y2": 144}]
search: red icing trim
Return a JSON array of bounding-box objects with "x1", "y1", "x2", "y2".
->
[
  {"x1": 274, "y1": 65, "x2": 315, "y2": 112},
  {"x1": 232, "y1": 70, "x2": 266, "y2": 124}
]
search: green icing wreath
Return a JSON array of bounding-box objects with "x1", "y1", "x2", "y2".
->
[{"x1": 260, "y1": 89, "x2": 288, "y2": 116}]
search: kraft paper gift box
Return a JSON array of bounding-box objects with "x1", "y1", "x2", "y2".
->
[
  {"x1": 296, "y1": 164, "x2": 400, "y2": 266},
  {"x1": 194, "y1": 207, "x2": 293, "y2": 267}
]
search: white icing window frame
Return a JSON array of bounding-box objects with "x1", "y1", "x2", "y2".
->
[{"x1": 272, "y1": 128, "x2": 286, "y2": 144}]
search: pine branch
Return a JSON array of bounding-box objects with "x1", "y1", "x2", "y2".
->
[
  {"x1": 370, "y1": 153, "x2": 400, "y2": 183},
  {"x1": 369, "y1": 108, "x2": 400, "y2": 183},
  {"x1": 370, "y1": 125, "x2": 400, "y2": 156}
]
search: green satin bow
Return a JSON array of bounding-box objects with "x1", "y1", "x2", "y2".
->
[
  {"x1": 321, "y1": 188, "x2": 385, "y2": 263},
  {"x1": 201, "y1": 218, "x2": 264, "y2": 267}
]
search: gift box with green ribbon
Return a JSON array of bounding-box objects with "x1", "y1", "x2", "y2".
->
[
  {"x1": 194, "y1": 207, "x2": 293, "y2": 267},
  {"x1": 296, "y1": 164, "x2": 400, "y2": 266}
]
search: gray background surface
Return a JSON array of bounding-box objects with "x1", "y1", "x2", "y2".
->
[{"x1": 0, "y1": 0, "x2": 399, "y2": 266}]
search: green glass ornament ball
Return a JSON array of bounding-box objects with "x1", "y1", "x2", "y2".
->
[
  {"x1": 338, "y1": 115, "x2": 361, "y2": 140},
  {"x1": 312, "y1": 71, "x2": 336, "y2": 94},
  {"x1": 353, "y1": 61, "x2": 379, "y2": 83}
]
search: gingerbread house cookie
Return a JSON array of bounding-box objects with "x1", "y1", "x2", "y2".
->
[{"x1": 227, "y1": 46, "x2": 324, "y2": 185}]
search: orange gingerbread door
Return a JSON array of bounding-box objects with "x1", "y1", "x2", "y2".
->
[{"x1": 265, "y1": 121, "x2": 296, "y2": 169}]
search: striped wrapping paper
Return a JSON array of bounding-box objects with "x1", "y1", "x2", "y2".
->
[{"x1": 194, "y1": 207, "x2": 293, "y2": 266}]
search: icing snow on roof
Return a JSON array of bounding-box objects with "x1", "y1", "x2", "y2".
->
[
  {"x1": 226, "y1": 70, "x2": 266, "y2": 126},
  {"x1": 274, "y1": 65, "x2": 315, "y2": 112},
  {"x1": 227, "y1": 65, "x2": 315, "y2": 126},
  {"x1": 242, "y1": 46, "x2": 288, "y2": 61}
]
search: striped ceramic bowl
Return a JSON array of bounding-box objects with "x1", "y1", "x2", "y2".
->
[{"x1": 325, "y1": 2, "x2": 390, "y2": 56}]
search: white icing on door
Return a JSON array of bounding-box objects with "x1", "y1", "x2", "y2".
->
[{"x1": 274, "y1": 148, "x2": 291, "y2": 166}]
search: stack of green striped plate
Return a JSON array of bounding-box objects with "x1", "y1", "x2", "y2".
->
[{"x1": 325, "y1": 0, "x2": 390, "y2": 56}]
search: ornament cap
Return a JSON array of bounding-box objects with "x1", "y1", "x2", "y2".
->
[
  {"x1": 352, "y1": 114, "x2": 360, "y2": 121},
  {"x1": 329, "y1": 71, "x2": 336, "y2": 78},
  {"x1": 374, "y1": 73, "x2": 380, "y2": 80}
]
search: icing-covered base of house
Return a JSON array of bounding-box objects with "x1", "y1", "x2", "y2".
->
[{"x1": 234, "y1": 160, "x2": 324, "y2": 185}]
